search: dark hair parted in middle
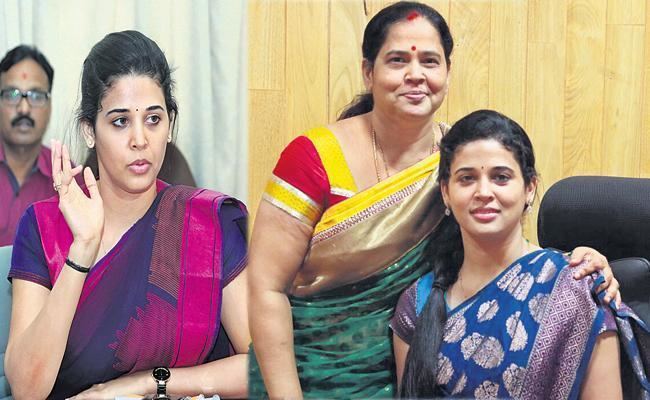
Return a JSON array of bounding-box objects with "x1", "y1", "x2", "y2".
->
[
  {"x1": 77, "y1": 30, "x2": 177, "y2": 130},
  {"x1": 78, "y1": 30, "x2": 178, "y2": 177},
  {"x1": 338, "y1": 1, "x2": 453, "y2": 120},
  {"x1": 399, "y1": 109, "x2": 538, "y2": 398}
]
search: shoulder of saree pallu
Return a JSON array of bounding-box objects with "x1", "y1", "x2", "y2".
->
[
  {"x1": 304, "y1": 126, "x2": 358, "y2": 198},
  {"x1": 518, "y1": 250, "x2": 601, "y2": 400},
  {"x1": 161, "y1": 185, "x2": 247, "y2": 216},
  {"x1": 311, "y1": 153, "x2": 440, "y2": 242},
  {"x1": 31, "y1": 196, "x2": 73, "y2": 284}
]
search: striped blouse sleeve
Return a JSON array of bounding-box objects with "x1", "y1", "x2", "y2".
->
[{"x1": 263, "y1": 135, "x2": 328, "y2": 227}]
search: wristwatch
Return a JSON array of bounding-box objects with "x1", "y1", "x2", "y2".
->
[{"x1": 152, "y1": 366, "x2": 171, "y2": 399}]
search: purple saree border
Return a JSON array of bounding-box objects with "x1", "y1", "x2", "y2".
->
[{"x1": 520, "y1": 267, "x2": 599, "y2": 400}]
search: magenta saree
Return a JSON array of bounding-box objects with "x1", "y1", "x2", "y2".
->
[{"x1": 9, "y1": 181, "x2": 247, "y2": 399}]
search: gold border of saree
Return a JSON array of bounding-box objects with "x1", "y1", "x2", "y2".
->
[{"x1": 291, "y1": 151, "x2": 445, "y2": 297}]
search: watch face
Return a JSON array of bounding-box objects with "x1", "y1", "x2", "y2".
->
[{"x1": 152, "y1": 367, "x2": 171, "y2": 381}]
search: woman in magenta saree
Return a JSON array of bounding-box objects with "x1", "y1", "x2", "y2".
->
[
  {"x1": 10, "y1": 181, "x2": 246, "y2": 399},
  {"x1": 5, "y1": 31, "x2": 249, "y2": 399}
]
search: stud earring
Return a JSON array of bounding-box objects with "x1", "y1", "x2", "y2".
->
[{"x1": 444, "y1": 207, "x2": 451, "y2": 216}]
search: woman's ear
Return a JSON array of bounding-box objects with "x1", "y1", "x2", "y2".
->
[
  {"x1": 444, "y1": 66, "x2": 451, "y2": 96},
  {"x1": 526, "y1": 176, "x2": 538, "y2": 206},
  {"x1": 167, "y1": 112, "x2": 175, "y2": 143},
  {"x1": 441, "y1": 180, "x2": 450, "y2": 208},
  {"x1": 362, "y1": 59, "x2": 373, "y2": 92},
  {"x1": 81, "y1": 122, "x2": 95, "y2": 149}
]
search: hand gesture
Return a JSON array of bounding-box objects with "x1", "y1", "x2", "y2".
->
[{"x1": 51, "y1": 139, "x2": 104, "y2": 245}]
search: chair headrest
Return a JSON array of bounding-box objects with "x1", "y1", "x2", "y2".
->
[{"x1": 538, "y1": 176, "x2": 650, "y2": 261}]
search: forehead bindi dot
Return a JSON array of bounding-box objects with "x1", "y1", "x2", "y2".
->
[
  {"x1": 136, "y1": 108, "x2": 139, "y2": 112},
  {"x1": 407, "y1": 11, "x2": 419, "y2": 21},
  {"x1": 411, "y1": 45, "x2": 417, "y2": 51},
  {"x1": 21, "y1": 72, "x2": 27, "y2": 79}
]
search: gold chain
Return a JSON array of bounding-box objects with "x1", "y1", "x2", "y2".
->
[{"x1": 371, "y1": 126, "x2": 439, "y2": 183}]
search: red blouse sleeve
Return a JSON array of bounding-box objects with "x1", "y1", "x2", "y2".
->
[{"x1": 263, "y1": 135, "x2": 329, "y2": 227}]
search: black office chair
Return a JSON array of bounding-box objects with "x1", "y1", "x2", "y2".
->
[{"x1": 538, "y1": 176, "x2": 650, "y2": 398}]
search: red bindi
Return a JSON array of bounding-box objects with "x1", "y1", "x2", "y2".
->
[
  {"x1": 21, "y1": 72, "x2": 27, "y2": 79},
  {"x1": 407, "y1": 11, "x2": 419, "y2": 21},
  {"x1": 411, "y1": 45, "x2": 417, "y2": 51}
]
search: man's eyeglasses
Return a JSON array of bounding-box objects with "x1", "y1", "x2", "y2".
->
[{"x1": 0, "y1": 88, "x2": 50, "y2": 107}]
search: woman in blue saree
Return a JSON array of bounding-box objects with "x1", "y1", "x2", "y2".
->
[{"x1": 392, "y1": 110, "x2": 650, "y2": 399}]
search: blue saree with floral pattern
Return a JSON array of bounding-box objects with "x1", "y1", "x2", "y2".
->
[{"x1": 392, "y1": 249, "x2": 650, "y2": 399}]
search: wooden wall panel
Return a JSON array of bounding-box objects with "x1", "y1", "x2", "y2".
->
[
  {"x1": 489, "y1": 0, "x2": 528, "y2": 122},
  {"x1": 249, "y1": 0, "x2": 650, "y2": 241},
  {"x1": 524, "y1": 0, "x2": 567, "y2": 242},
  {"x1": 249, "y1": 0, "x2": 285, "y2": 90},
  {"x1": 329, "y1": 1, "x2": 366, "y2": 121},
  {"x1": 365, "y1": 0, "x2": 400, "y2": 17},
  {"x1": 607, "y1": 0, "x2": 645, "y2": 25},
  {"x1": 447, "y1": 0, "x2": 491, "y2": 123},
  {"x1": 286, "y1": 1, "x2": 329, "y2": 136},
  {"x1": 602, "y1": 25, "x2": 644, "y2": 176},
  {"x1": 563, "y1": 0, "x2": 607, "y2": 176},
  {"x1": 528, "y1": 0, "x2": 566, "y2": 43},
  {"x1": 642, "y1": 0, "x2": 650, "y2": 178},
  {"x1": 248, "y1": 89, "x2": 286, "y2": 225}
]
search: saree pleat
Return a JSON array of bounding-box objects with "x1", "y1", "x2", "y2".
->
[{"x1": 296, "y1": 241, "x2": 431, "y2": 397}]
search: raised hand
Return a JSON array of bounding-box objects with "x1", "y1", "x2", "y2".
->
[{"x1": 51, "y1": 140, "x2": 104, "y2": 250}]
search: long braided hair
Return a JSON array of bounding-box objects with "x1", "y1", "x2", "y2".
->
[{"x1": 399, "y1": 109, "x2": 538, "y2": 397}]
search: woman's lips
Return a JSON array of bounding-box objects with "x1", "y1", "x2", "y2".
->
[
  {"x1": 128, "y1": 160, "x2": 151, "y2": 175},
  {"x1": 471, "y1": 208, "x2": 500, "y2": 222},
  {"x1": 402, "y1": 91, "x2": 428, "y2": 102}
]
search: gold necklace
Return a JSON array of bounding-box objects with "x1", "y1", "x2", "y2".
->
[
  {"x1": 371, "y1": 126, "x2": 439, "y2": 183},
  {"x1": 371, "y1": 127, "x2": 389, "y2": 183}
]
